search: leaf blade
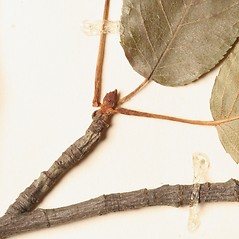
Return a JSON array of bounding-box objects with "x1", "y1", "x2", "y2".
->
[
  {"x1": 120, "y1": 0, "x2": 239, "y2": 86},
  {"x1": 210, "y1": 42, "x2": 239, "y2": 163}
]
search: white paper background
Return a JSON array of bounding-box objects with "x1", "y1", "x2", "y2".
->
[{"x1": 1, "y1": 1, "x2": 239, "y2": 238}]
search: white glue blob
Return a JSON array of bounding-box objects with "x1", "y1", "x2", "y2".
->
[
  {"x1": 81, "y1": 20, "x2": 120, "y2": 36},
  {"x1": 188, "y1": 152, "x2": 210, "y2": 232}
]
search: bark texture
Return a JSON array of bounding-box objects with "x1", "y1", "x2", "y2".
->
[
  {"x1": 5, "y1": 90, "x2": 118, "y2": 216},
  {"x1": 1, "y1": 179, "x2": 239, "y2": 238}
]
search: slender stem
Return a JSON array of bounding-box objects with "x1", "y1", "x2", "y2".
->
[
  {"x1": 115, "y1": 107, "x2": 239, "y2": 126},
  {"x1": 92, "y1": 0, "x2": 111, "y2": 107},
  {"x1": 118, "y1": 78, "x2": 151, "y2": 105},
  {"x1": 1, "y1": 179, "x2": 238, "y2": 238},
  {"x1": 5, "y1": 91, "x2": 117, "y2": 216}
]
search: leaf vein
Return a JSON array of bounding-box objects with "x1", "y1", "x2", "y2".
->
[
  {"x1": 158, "y1": 60, "x2": 190, "y2": 69},
  {"x1": 181, "y1": 2, "x2": 239, "y2": 26},
  {"x1": 139, "y1": 2, "x2": 158, "y2": 59},
  {"x1": 218, "y1": 124, "x2": 239, "y2": 157},
  {"x1": 129, "y1": 30, "x2": 152, "y2": 71},
  {"x1": 220, "y1": 50, "x2": 239, "y2": 118},
  {"x1": 219, "y1": 65, "x2": 234, "y2": 118},
  {"x1": 219, "y1": 84, "x2": 226, "y2": 119},
  {"x1": 147, "y1": 0, "x2": 193, "y2": 80},
  {"x1": 228, "y1": 89, "x2": 239, "y2": 118},
  {"x1": 157, "y1": 0, "x2": 173, "y2": 35}
]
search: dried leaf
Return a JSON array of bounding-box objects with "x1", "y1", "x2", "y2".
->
[
  {"x1": 210, "y1": 42, "x2": 239, "y2": 163},
  {"x1": 120, "y1": 0, "x2": 239, "y2": 86}
]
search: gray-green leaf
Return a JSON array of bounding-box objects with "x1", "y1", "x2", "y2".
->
[
  {"x1": 210, "y1": 42, "x2": 239, "y2": 163},
  {"x1": 120, "y1": 0, "x2": 239, "y2": 86}
]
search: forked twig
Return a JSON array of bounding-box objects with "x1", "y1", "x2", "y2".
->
[
  {"x1": 1, "y1": 179, "x2": 239, "y2": 238},
  {"x1": 3, "y1": 2, "x2": 239, "y2": 238}
]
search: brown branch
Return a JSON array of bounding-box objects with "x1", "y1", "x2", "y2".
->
[
  {"x1": 5, "y1": 90, "x2": 117, "y2": 216},
  {"x1": 92, "y1": 0, "x2": 111, "y2": 107},
  {"x1": 115, "y1": 107, "x2": 239, "y2": 126},
  {"x1": 1, "y1": 179, "x2": 239, "y2": 238}
]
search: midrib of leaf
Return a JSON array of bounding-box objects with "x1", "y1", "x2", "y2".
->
[
  {"x1": 148, "y1": 0, "x2": 239, "y2": 82},
  {"x1": 146, "y1": 0, "x2": 193, "y2": 81}
]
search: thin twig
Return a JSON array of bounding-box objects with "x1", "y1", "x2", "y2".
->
[
  {"x1": 1, "y1": 179, "x2": 238, "y2": 238},
  {"x1": 118, "y1": 78, "x2": 151, "y2": 105},
  {"x1": 115, "y1": 107, "x2": 239, "y2": 126},
  {"x1": 92, "y1": 0, "x2": 111, "y2": 107},
  {"x1": 5, "y1": 90, "x2": 117, "y2": 216}
]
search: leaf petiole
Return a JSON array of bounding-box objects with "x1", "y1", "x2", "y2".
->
[
  {"x1": 118, "y1": 78, "x2": 151, "y2": 105},
  {"x1": 114, "y1": 107, "x2": 239, "y2": 126}
]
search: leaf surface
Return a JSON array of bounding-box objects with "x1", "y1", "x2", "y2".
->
[
  {"x1": 120, "y1": 0, "x2": 239, "y2": 86},
  {"x1": 210, "y1": 42, "x2": 239, "y2": 163}
]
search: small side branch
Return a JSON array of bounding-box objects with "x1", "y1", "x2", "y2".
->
[
  {"x1": 1, "y1": 179, "x2": 239, "y2": 238},
  {"x1": 92, "y1": 0, "x2": 111, "y2": 107}
]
